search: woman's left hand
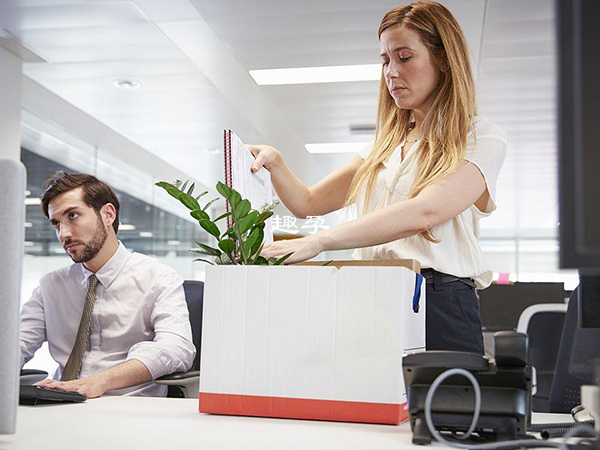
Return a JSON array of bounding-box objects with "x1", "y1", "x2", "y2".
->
[{"x1": 261, "y1": 235, "x2": 324, "y2": 264}]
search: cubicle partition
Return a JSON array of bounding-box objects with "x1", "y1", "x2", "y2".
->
[{"x1": 0, "y1": 159, "x2": 26, "y2": 434}]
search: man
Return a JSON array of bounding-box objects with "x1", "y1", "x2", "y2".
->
[{"x1": 20, "y1": 172, "x2": 195, "y2": 398}]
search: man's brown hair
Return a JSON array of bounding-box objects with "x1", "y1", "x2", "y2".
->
[{"x1": 41, "y1": 172, "x2": 120, "y2": 234}]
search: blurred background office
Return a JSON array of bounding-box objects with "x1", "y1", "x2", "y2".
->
[{"x1": 0, "y1": 0, "x2": 576, "y2": 378}]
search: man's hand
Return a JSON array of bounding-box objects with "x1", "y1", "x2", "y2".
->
[
  {"x1": 36, "y1": 359, "x2": 152, "y2": 399},
  {"x1": 36, "y1": 376, "x2": 107, "y2": 398}
]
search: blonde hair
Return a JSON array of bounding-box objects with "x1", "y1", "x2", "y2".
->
[{"x1": 345, "y1": 1, "x2": 477, "y2": 242}]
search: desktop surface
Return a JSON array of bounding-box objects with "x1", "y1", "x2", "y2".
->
[
  {"x1": 3, "y1": 396, "x2": 413, "y2": 450},
  {"x1": 1, "y1": 396, "x2": 573, "y2": 450}
]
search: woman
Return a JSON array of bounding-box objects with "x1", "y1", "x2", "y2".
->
[{"x1": 247, "y1": 1, "x2": 507, "y2": 354}]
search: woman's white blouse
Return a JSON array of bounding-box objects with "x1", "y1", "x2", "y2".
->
[{"x1": 353, "y1": 115, "x2": 507, "y2": 289}]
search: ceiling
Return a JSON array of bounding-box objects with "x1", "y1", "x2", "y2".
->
[{"x1": 0, "y1": 0, "x2": 558, "y2": 240}]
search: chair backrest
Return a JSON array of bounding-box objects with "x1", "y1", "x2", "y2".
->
[
  {"x1": 517, "y1": 303, "x2": 567, "y2": 412},
  {"x1": 183, "y1": 280, "x2": 204, "y2": 372},
  {"x1": 549, "y1": 287, "x2": 600, "y2": 413}
]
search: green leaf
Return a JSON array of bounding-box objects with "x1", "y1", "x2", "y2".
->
[
  {"x1": 255, "y1": 210, "x2": 273, "y2": 226},
  {"x1": 259, "y1": 201, "x2": 279, "y2": 213},
  {"x1": 193, "y1": 258, "x2": 214, "y2": 265},
  {"x1": 273, "y1": 252, "x2": 294, "y2": 266},
  {"x1": 179, "y1": 193, "x2": 200, "y2": 210},
  {"x1": 194, "y1": 241, "x2": 221, "y2": 257},
  {"x1": 216, "y1": 181, "x2": 232, "y2": 199},
  {"x1": 238, "y1": 210, "x2": 259, "y2": 234},
  {"x1": 187, "y1": 182, "x2": 195, "y2": 195},
  {"x1": 199, "y1": 219, "x2": 221, "y2": 239},
  {"x1": 230, "y1": 191, "x2": 242, "y2": 210},
  {"x1": 214, "y1": 211, "x2": 232, "y2": 222},
  {"x1": 203, "y1": 198, "x2": 219, "y2": 211},
  {"x1": 174, "y1": 180, "x2": 183, "y2": 189},
  {"x1": 322, "y1": 260, "x2": 334, "y2": 266},
  {"x1": 244, "y1": 227, "x2": 261, "y2": 255},
  {"x1": 190, "y1": 209, "x2": 210, "y2": 221},
  {"x1": 267, "y1": 257, "x2": 278, "y2": 266},
  {"x1": 155, "y1": 181, "x2": 182, "y2": 200},
  {"x1": 221, "y1": 225, "x2": 235, "y2": 239},
  {"x1": 253, "y1": 256, "x2": 269, "y2": 265},
  {"x1": 189, "y1": 249, "x2": 216, "y2": 257},
  {"x1": 233, "y1": 199, "x2": 251, "y2": 221},
  {"x1": 181, "y1": 180, "x2": 189, "y2": 193},
  {"x1": 250, "y1": 228, "x2": 264, "y2": 256},
  {"x1": 218, "y1": 239, "x2": 236, "y2": 254},
  {"x1": 218, "y1": 253, "x2": 236, "y2": 265},
  {"x1": 195, "y1": 191, "x2": 208, "y2": 201}
]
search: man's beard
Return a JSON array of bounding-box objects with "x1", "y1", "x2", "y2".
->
[{"x1": 64, "y1": 215, "x2": 108, "y2": 263}]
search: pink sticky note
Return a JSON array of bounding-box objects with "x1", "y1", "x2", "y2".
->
[{"x1": 497, "y1": 273, "x2": 511, "y2": 285}]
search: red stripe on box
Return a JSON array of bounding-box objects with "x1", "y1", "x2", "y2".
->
[{"x1": 199, "y1": 392, "x2": 408, "y2": 425}]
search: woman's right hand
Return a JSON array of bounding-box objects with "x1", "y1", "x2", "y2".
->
[{"x1": 245, "y1": 144, "x2": 282, "y2": 173}]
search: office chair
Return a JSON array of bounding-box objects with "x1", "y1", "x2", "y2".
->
[
  {"x1": 549, "y1": 287, "x2": 600, "y2": 413},
  {"x1": 155, "y1": 280, "x2": 203, "y2": 398},
  {"x1": 517, "y1": 303, "x2": 567, "y2": 412}
]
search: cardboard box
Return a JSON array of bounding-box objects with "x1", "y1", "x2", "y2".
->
[{"x1": 199, "y1": 261, "x2": 425, "y2": 424}]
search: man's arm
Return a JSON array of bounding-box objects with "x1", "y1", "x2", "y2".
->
[
  {"x1": 20, "y1": 286, "x2": 47, "y2": 369},
  {"x1": 36, "y1": 359, "x2": 151, "y2": 398},
  {"x1": 124, "y1": 271, "x2": 196, "y2": 380}
]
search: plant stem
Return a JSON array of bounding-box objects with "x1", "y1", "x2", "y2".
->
[{"x1": 234, "y1": 222, "x2": 248, "y2": 264}]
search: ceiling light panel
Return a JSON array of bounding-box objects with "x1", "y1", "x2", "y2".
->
[{"x1": 250, "y1": 64, "x2": 380, "y2": 85}]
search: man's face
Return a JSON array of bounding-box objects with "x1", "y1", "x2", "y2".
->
[{"x1": 47, "y1": 188, "x2": 109, "y2": 264}]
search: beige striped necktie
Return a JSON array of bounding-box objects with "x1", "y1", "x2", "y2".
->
[{"x1": 61, "y1": 274, "x2": 99, "y2": 381}]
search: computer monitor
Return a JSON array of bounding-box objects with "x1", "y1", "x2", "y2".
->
[
  {"x1": 478, "y1": 282, "x2": 566, "y2": 332},
  {"x1": 557, "y1": 0, "x2": 600, "y2": 328},
  {"x1": 0, "y1": 159, "x2": 26, "y2": 434}
]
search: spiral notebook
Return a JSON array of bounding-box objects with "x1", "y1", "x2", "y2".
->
[{"x1": 223, "y1": 130, "x2": 274, "y2": 243}]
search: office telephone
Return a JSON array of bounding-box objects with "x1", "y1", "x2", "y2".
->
[{"x1": 403, "y1": 331, "x2": 532, "y2": 445}]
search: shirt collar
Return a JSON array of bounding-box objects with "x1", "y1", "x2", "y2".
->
[{"x1": 80, "y1": 241, "x2": 132, "y2": 289}]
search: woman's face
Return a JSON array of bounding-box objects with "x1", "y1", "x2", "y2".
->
[{"x1": 380, "y1": 25, "x2": 442, "y2": 115}]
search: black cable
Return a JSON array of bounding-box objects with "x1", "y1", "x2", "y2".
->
[
  {"x1": 530, "y1": 420, "x2": 596, "y2": 433},
  {"x1": 541, "y1": 428, "x2": 597, "y2": 440}
]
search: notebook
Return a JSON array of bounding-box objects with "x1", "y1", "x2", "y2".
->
[{"x1": 223, "y1": 130, "x2": 274, "y2": 243}]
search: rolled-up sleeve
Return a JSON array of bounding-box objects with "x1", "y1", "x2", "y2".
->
[
  {"x1": 126, "y1": 270, "x2": 196, "y2": 379},
  {"x1": 20, "y1": 286, "x2": 47, "y2": 369}
]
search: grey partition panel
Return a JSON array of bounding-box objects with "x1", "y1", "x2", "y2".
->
[{"x1": 0, "y1": 159, "x2": 26, "y2": 434}]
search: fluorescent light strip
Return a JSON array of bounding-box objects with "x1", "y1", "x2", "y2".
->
[
  {"x1": 250, "y1": 64, "x2": 381, "y2": 86},
  {"x1": 305, "y1": 142, "x2": 370, "y2": 154}
]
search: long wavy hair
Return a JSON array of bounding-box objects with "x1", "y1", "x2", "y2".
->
[{"x1": 345, "y1": 1, "x2": 477, "y2": 242}]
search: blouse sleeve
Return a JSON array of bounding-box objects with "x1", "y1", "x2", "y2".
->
[{"x1": 464, "y1": 124, "x2": 508, "y2": 214}]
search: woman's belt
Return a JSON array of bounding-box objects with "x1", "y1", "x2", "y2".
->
[{"x1": 421, "y1": 268, "x2": 476, "y2": 290}]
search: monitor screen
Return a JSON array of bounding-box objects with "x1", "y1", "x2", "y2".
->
[
  {"x1": 558, "y1": 0, "x2": 600, "y2": 270},
  {"x1": 479, "y1": 282, "x2": 566, "y2": 332}
]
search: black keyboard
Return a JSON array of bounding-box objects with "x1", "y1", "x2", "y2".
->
[{"x1": 19, "y1": 385, "x2": 87, "y2": 406}]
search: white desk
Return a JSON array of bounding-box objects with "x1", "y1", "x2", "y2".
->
[
  {"x1": 0, "y1": 397, "x2": 572, "y2": 450},
  {"x1": 1, "y1": 397, "x2": 414, "y2": 450}
]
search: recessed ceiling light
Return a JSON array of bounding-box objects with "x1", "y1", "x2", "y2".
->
[
  {"x1": 249, "y1": 64, "x2": 381, "y2": 85},
  {"x1": 24, "y1": 222, "x2": 33, "y2": 228},
  {"x1": 305, "y1": 142, "x2": 370, "y2": 154},
  {"x1": 113, "y1": 79, "x2": 142, "y2": 90},
  {"x1": 139, "y1": 231, "x2": 154, "y2": 238},
  {"x1": 167, "y1": 240, "x2": 181, "y2": 246},
  {"x1": 119, "y1": 224, "x2": 136, "y2": 231}
]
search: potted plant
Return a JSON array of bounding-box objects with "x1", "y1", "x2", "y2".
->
[{"x1": 156, "y1": 180, "x2": 291, "y2": 265}]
